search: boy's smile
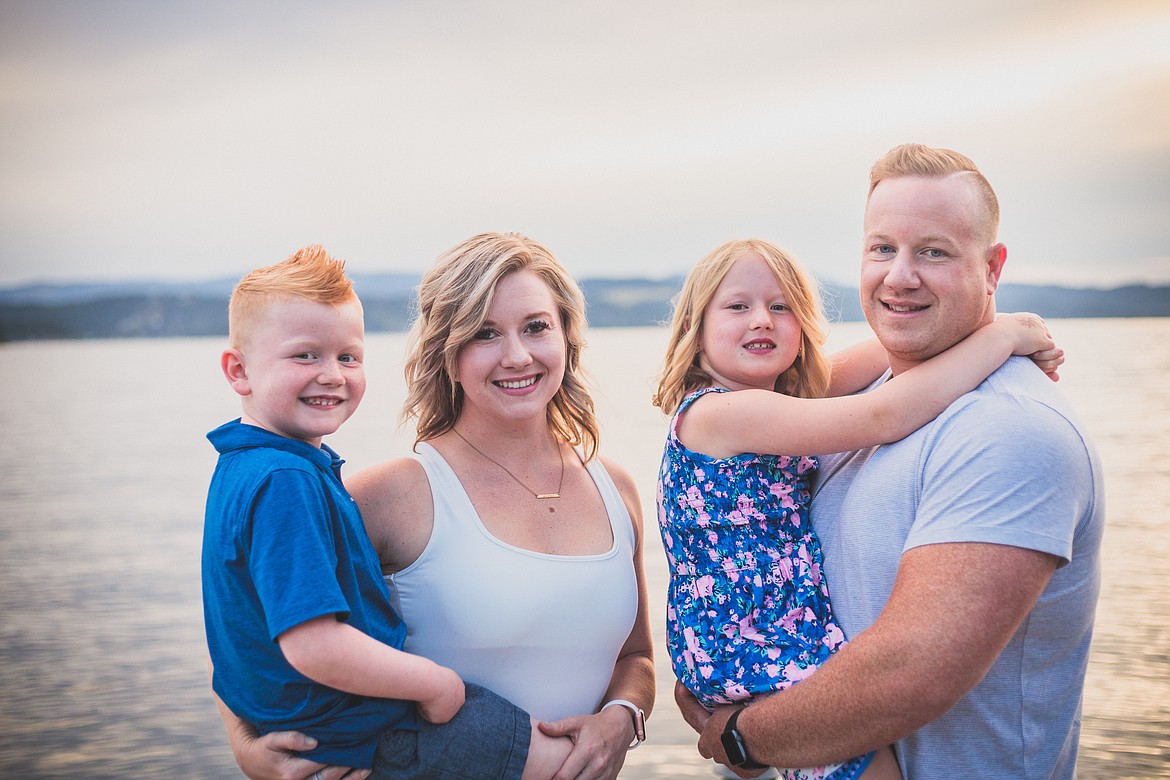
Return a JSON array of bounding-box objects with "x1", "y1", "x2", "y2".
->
[{"x1": 225, "y1": 297, "x2": 366, "y2": 447}]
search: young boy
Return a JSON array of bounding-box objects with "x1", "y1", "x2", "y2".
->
[{"x1": 202, "y1": 246, "x2": 554, "y2": 779}]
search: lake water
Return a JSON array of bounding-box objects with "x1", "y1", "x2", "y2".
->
[{"x1": 0, "y1": 319, "x2": 1166, "y2": 778}]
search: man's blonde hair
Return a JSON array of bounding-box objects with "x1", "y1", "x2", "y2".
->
[
  {"x1": 228, "y1": 245, "x2": 358, "y2": 348},
  {"x1": 869, "y1": 143, "x2": 1000, "y2": 242},
  {"x1": 652, "y1": 238, "x2": 832, "y2": 414},
  {"x1": 401, "y1": 232, "x2": 600, "y2": 460}
]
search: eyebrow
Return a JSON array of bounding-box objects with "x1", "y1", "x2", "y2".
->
[
  {"x1": 866, "y1": 231, "x2": 958, "y2": 247},
  {"x1": 482, "y1": 310, "x2": 556, "y2": 325}
]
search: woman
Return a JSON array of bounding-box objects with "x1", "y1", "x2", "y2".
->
[{"x1": 219, "y1": 232, "x2": 655, "y2": 780}]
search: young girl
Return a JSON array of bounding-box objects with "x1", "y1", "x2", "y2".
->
[{"x1": 652, "y1": 239, "x2": 1059, "y2": 780}]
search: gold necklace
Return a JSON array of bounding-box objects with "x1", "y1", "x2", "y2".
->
[{"x1": 452, "y1": 428, "x2": 564, "y2": 500}]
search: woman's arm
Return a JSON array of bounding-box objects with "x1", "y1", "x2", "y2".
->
[
  {"x1": 684, "y1": 312, "x2": 1054, "y2": 459},
  {"x1": 538, "y1": 458, "x2": 655, "y2": 780},
  {"x1": 211, "y1": 665, "x2": 368, "y2": 780},
  {"x1": 345, "y1": 456, "x2": 433, "y2": 574}
]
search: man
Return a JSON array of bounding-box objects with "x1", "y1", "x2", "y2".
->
[{"x1": 678, "y1": 144, "x2": 1104, "y2": 778}]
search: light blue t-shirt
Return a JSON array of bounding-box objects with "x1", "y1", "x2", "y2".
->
[
  {"x1": 203, "y1": 420, "x2": 416, "y2": 769},
  {"x1": 811, "y1": 357, "x2": 1104, "y2": 779}
]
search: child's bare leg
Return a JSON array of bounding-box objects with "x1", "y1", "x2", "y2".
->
[
  {"x1": 519, "y1": 723, "x2": 573, "y2": 780},
  {"x1": 859, "y1": 746, "x2": 901, "y2": 779}
]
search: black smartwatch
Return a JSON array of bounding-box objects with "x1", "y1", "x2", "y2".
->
[{"x1": 720, "y1": 706, "x2": 768, "y2": 770}]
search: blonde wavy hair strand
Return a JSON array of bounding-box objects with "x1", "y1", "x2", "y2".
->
[
  {"x1": 652, "y1": 238, "x2": 832, "y2": 414},
  {"x1": 400, "y1": 232, "x2": 600, "y2": 460}
]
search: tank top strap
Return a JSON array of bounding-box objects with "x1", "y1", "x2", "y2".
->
[
  {"x1": 581, "y1": 452, "x2": 635, "y2": 554},
  {"x1": 410, "y1": 442, "x2": 480, "y2": 541}
]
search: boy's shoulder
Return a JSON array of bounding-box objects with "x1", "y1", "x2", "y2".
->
[{"x1": 209, "y1": 419, "x2": 333, "y2": 462}]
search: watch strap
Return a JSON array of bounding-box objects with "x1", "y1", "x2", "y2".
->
[
  {"x1": 600, "y1": 699, "x2": 646, "y2": 749},
  {"x1": 721, "y1": 706, "x2": 768, "y2": 770}
]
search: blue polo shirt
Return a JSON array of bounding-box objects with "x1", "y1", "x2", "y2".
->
[{"x1": 202, "y1": 419, "x2": 416, "y2": 768}]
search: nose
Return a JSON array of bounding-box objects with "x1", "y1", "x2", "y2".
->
[
  {"x1": 317, "y1": 359, "x2": 344, "y2": 385},
  {"x1": 883, "y1": 250, "x2": 920, "y2": 290},
  {"x1": 749, "y1": 304, "x2": 773, "y2": 329},
  {"x1": 500, "y1": 333, "x2": 533, "y2": 368}
]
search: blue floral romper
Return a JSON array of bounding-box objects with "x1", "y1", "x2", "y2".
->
[{"x1": 656, "y1": 388, "x2": 872, "y2": 779}]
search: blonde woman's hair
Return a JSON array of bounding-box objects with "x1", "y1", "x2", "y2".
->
[
  {"x1": 869, "y1": 143, "x2": 1000, "y2": 242},
  {"x1": 401, "y1": 232, "x2": 599, "y2": 460},
  {"x1": 652, "y1": 238, "x2": 831, "y2": 414},
  {"x1": 228, "y1": 245, "x2": 358, "y2": 348}
]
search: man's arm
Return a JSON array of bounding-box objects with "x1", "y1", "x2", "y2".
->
[{"x1": 694, "y1": 541, "x2": 1060, "y2": 768}]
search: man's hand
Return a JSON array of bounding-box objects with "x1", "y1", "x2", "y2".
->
[{"x1": 674, "y1": 680, "x2": 711, "y2": 735}]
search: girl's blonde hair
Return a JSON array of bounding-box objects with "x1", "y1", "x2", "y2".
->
[
  {"x1": 652, "y1": 238, "x2": 831, "y2": 414},
  {"x1": 401, "y1": 232, "x2": 599, "y2": 460}
]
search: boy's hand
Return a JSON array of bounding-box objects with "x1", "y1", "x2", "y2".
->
[{"x1": 417, "y1": 665, "x2": 465, "y2": 724}]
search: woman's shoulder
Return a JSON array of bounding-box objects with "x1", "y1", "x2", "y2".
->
[
  {"x1": 346, "y1": 453, "x2": 429, "y2": 506},
  {"x1": 593, "y1": 452, "x2": 631, "y2": 485}
]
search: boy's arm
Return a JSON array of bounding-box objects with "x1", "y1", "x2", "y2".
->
[
  {"x1": 826, "y1": 338, "x2": 888, "y2": 397},
  {"x1": 278, "y1": 616, "x2": 464, "y2": 724}
]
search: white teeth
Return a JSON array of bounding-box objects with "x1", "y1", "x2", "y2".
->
[
  {"x1": 887, "y1": 304, "x2": 922, "y2": 313},
  {"x1": 304, "y1": 397, "x2": 340, "y2": 407},
  {"x1": 497, "y1": 377, "x2": 536, "y2": 389}
]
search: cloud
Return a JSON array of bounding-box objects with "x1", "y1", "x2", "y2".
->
[{"x1": 0, "y1": 0, "x2": 1167, "y2": 288}]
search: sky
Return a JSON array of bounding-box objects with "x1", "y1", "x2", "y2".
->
[{"x1": 1, "y1": 0, "x2": 1168, "y2": 290}]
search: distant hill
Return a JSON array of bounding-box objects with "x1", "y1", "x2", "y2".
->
[{"x1": 0, "y1": 274, "x2": 1166, "y2": 341}]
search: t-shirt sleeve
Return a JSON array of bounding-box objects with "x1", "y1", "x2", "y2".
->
[
  {"x1": 248, "y1": 468, "x2": 351, "y2": 641},
  {"x1": 906, "y1": 394, "x2": 1095, "y2": 565}
]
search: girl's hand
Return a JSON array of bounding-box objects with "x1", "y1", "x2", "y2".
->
[
  {"x1": 230, "y1": 729, "x2": 369, "y2": 780},
  {"x1": 995, "y1": 312, "x2": 1064, "y2": 381},
  {"x1": 996, "y1": 312, "x2": 1055, "y2": 356},
  {"x1": 1028, "y1": 346, "x2": 1065, "y2": 381},
  {"x1": 416, "y1": 665, "x2": 465, "y2": 724},
  {"x1": 538, "y1": 708, "x2": 633, "y2": 780}
]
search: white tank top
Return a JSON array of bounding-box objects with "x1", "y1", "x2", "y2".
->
[{"x1": 387, "y1": 442, "x2": 639, "y2": 722}]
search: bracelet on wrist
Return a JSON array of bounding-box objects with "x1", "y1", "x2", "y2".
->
[{"x1": 600, "y1": 699, "x2": 646, "y2": 749}]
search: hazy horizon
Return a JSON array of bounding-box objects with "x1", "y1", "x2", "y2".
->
[{"x1": 2, "y1": 0, "x2": 1168, "y2": 289}]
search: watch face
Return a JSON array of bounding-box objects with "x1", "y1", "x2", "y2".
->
[
  {"x1": 721, "y1": 709, "x2": 767, "y2": 770},
  {"x1": 721, "y1": 728, "x2": 749, "y2": 765}
]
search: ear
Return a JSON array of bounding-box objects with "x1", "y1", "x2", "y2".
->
[
  {"x1": 221, "y1": 349, "x2": 252, "y2": 397},
  {"x1": 985, "y1": 243, "x2": 1007, "y2": 295}
]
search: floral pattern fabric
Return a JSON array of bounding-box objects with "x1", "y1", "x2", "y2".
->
[{"x1": 656, "y1": 387, "x2": 850, "y2": 708}]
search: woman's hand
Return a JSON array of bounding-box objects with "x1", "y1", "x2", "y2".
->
[
  {"x1": 538, "y1": 706, "x2": 634, "y2": 780},
  {"x1": 229, "y1": 728, "x2": 369, "y2": 780}
]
